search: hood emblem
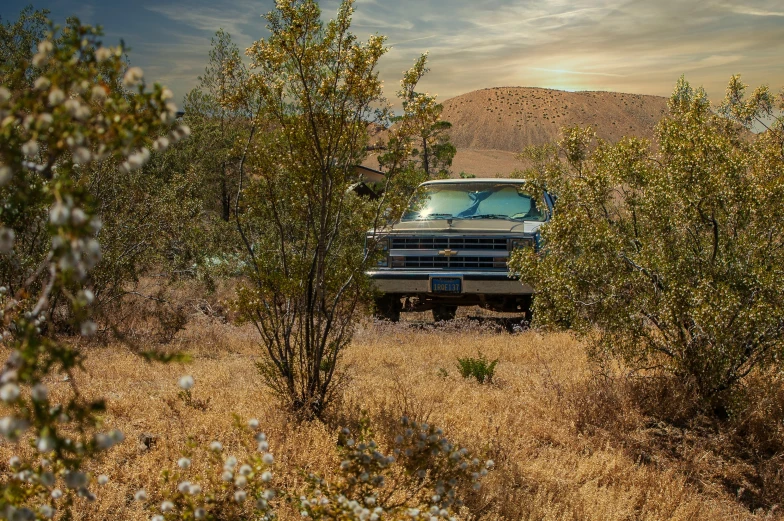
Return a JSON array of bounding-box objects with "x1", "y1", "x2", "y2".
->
[{"x1": 439, "y1": 249, "x2": 458, "y2": 257}]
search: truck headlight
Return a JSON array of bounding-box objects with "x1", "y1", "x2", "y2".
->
[{"x1": 508, "y1": 237, "x2": 535, "y2": 251}]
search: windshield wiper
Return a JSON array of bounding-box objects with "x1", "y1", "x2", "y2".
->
[
  {"x1": 462, "y1": 214, "x2": 514, "y2": 220},
  {"x1": 418, "y1": 213, "x2": 453, "y2": 220}
]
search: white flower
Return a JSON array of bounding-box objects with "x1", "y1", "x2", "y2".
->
[
  {"x1": 39, "y1": 504, "x2": 54, "y2": 518},
  {"x1": 189, "y1": 484, "x2": 201, "y2": 495},
  {"x1": 262, "y1": 453, "x2": 274, "y2": 465},
  {"x1": 248, "y1": 418, "x2": 260, "y2": 429},
  {"x1": 258, "y1": 440, "x2": 269, "y2": 451},
  {"x1": 152, "y1": 137, "x2": 169, "y2": 152},
  {"x1": 194, "y1": 507, "x2": 206, "y2": 519},
  {"x1": 51, "y1": 489, "x2": 63, "y2": 499},
  {"x1": 177, "y1": 457, "x2": 191, "y2": 469},
  {"x1": 177, "y1": 481, "x2": 191, "y2": 493},
  {"x1": 123, "y1": 67, "x2": 144, "y2": 88},
  {"x1": 0, "y1": 87, "x2": 10, "y2": 102},
  {"x1": 84, "y1": 239, "x2": 102, "y2": 268},
  {"x1": 239, "y1": 464, "x2": 252, "y2": 476},
  {"x1": 161, "y1": 501, "x2": 174, "y2": 512},
  {"x1": 33, "y1": 52, "x2": 48, "y2": 67},
  {"x1": 178, "y1": 375, "x2": 194, "y2": 391},
  {"x1": 97, "y1": 475, "x2": 109, "y2": 485},
  {"x1": 77, "y1": 289, "x2": 95, "y2": 306},
  {"x1": 161, "y1": 88, "x2": 174, "y2": 101},
  {"x1": 38, "y1": 113, "x2": 53, "y2": 128},
  {"x1": 64, "y1": 471, "x2": 87, "y2": 489},
  {"x1": 38, "y1": 40, "x2": 53, "y2": 55},
  {"x1": 95, "y1": 47, "x2": 112, "y2": 62},
  {"x1": 91, "y1": 86, "x2": 107, "y2": 104},
  {"x1": 72, "y1": 147, "x2": 91, "y2": 165},
  {"x1": 221, "y1": 471, "x2": 233, "y2": 482},
  {"x1": 49, "y1": 203, "x2": 70, "y2": 226},
  {"x1": 80, "y1": 320, "x2": 97, "y2": 337},
  {"x1": 31, "y1": 383, "x2": 48, "y2": 402},
  {"x1": 89, "y1": 217, "x2": 103, "y2": 234},
  {"x1": 209, "y1": 441, "x2": 223, "y2": 452},
  {"x1": 234, "y1": 475, "x2": 247, "y2": 488},
  {"x1": 0, "y1": 165, "x2": 11, "y2": 186},
  {"x1": 48, "y1": 88, "x2": 65, "y2": 106},
  {"x1": 0, "y1": 228, "x2": 15, "y2": 255},
  {"x1": 261, "y1": 471, "x2": 272, "y2": 482},
  {"x1": 9, "y1": 456, "x2": 21, "y2": 468},
  {"x1": 485, "y1": 459, "x2": 494, "y2": 469},
  {"x1": 34, "y1": 77, "x2": 51, "y2": 90},
  {"x1": 234, "y1": 490, "x2": 247, "y2": 503},
  {"x1": 22, "y1": 140, "x2": 39, "y2": 157},
  {"x1": 151, "y1": 516, "x2": 164, "y2": 521},
  {"x1": 262, "y1": 489, "x2": 275, "y2": 501},
  {"x1": 224, "y1": 455, "x2": 237, "y2": 469},
  {"x1": 134, "y1": 489, "x2": 147, "y2": 501},
  {"x1": 0, "y1": 383, "x2": 20, "y2": 402}
]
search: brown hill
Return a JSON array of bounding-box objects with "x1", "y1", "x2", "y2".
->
[
  {"x1": 443, "y1": 87, "x2": 669, "y2": 152},
  {"x1": 364, "y1": 87, "x2": 670, "y2": 177}
]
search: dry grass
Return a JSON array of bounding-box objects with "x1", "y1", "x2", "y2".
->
[{"x1": 2, "y1": 316, "x2": 780, "y2": 520}]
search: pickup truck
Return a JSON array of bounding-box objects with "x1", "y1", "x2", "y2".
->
[{"x1": 365, "y1": 178, "x2": 552, "y2": 321}]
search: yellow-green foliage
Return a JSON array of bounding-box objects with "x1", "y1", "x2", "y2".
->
[{"x1": 511, "y1": 75, "x2": 784, "y2": 403}]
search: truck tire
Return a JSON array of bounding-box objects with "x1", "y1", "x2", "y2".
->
[
  {"x1": 432, "y1": 305, "x2": 457, "y2": 322},
  {"x1": 374, "y1": 294, "x2": 402, "y2": 322}
]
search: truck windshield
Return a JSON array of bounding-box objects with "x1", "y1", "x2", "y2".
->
[{"x1": 401, "y1": 183, "x2": 546, "y2": 222}]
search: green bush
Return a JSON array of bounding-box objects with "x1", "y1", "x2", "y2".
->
[
  {"x1": 457, "y1": 352, "x2": 498, "y2": 384},
  {"x1": 511, "y1": 75, "x2": 784, "y2": 408}
]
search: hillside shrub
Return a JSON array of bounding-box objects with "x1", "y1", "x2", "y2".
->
[{"x1": 511, "y1": 75, "x2": 784, "y2": 409}]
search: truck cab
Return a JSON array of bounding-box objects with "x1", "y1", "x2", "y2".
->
[{"x1": 365, "y1": 178, "x2": 552, "y2": 321}]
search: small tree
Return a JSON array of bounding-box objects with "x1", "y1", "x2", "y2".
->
[
  {"x1": 510, "y1": 76, "x2": 784, "y2": 406},
  {"x1": 234, "y1": 0, "x2": 434, "y2": 418},
  {"x1": 378, "y1": 53, "x2": 456, "y2": 179},
  {"x1": 183, "y1": 28, "x2": 252, "y2": 222}
]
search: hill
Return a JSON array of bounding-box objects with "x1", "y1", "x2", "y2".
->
[
  {"x1": 363, "y1": 87, "x2": 670, "y2": 177},
  {"x1": 443, "y1": 87, "x2": 669, "y2": 153}
]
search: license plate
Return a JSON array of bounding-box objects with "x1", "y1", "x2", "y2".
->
[{"x1": 431, "y1": 277, "x2": 462, "y2": 294}]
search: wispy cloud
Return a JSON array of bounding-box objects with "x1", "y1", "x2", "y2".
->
[
  {"x1": 529, "y1": 68, "x2": 626, "y2": 78},
  {"x1": 3, "y1": 0, "x2": 783, "y2": 105}
]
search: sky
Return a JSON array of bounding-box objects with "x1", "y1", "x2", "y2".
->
[{"x1": 2, "y1": 0, "x2": 784, "y2": 108}]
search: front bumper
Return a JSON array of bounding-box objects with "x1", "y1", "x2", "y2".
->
[{"x1": 365, "y1": 270, "x2": 533, "y2": 295}]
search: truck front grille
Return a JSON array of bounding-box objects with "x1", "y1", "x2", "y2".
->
[
  {"x1": 391, "y1": 237, "x2": 507, "y2": 251},
  {"x1": 402, "y1": 256, "x2": 506, "y2": 269}
]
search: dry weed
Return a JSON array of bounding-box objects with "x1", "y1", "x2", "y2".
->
[{"x1": 1, "y1": 318, "x2": 778, "y2": 520}]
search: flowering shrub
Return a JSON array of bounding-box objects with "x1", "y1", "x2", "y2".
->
[
  {"x1": 0, "y1": 17, "x2": 187, "y2": 518},
  {"x1": 511, "y1": 76, "x2": 784, "y2": 406},
  {"x1": 140, "y1": 417, "x2": 276, "y2": 521},
  {"x1": 295, "y1": 417, "x2": 492, "y2": 521}
]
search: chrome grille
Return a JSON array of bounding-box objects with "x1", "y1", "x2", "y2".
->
[
  {"x1": 391, "y1": 237, "x2": 507, "y2": 251},
  {"x1": 403, "y1": 256, "x2": 505, "y2": 269}
]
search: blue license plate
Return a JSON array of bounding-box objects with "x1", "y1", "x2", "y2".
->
[{"x1": 431, "y1": 277, "x2": 462, "y2": 294}]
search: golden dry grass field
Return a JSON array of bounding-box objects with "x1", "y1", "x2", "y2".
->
[{"x1": 1, "y1": 315, "x2": 780, "y2": 520}]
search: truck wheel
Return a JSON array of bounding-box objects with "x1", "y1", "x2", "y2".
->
[
  {"x1": 374, "y1": 294, "x2": 402, "y2": 322},
  {"x1": 432, "y1": 305, "x2": 457, "y2": 322}
]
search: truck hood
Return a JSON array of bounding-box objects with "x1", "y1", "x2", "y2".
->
[{"x1": 379, "y1": 219, "x2": 545, "y2": 235}]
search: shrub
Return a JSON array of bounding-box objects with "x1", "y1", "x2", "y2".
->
[
  {"x1": 233, "y1": 0, "x2": 446, "y2": 419},
  {"x1": 456, "y1": 353, "x2": 498, "y2": 384},
  {"x1": 511, "y1": 75, "x2": 784, "y2": 407},
  {"x1": 0, "y1": 13, "x2": 187, "y2": 517}
]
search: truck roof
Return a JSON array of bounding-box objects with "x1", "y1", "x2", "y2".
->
[{"x1": 421, "y1": 178, "x2": 527, "y2": 185}]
